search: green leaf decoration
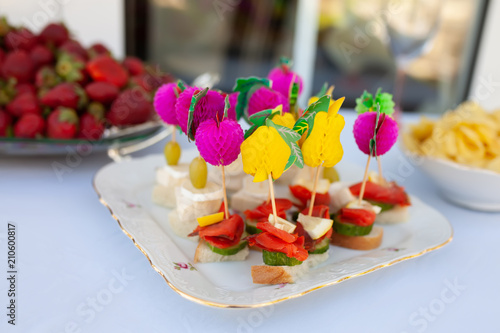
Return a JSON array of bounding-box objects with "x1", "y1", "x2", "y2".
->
[
  {"x1": 266, "y1": 117, "x2": 303, "y2": 169},
  {"x1": 289, "y1": 81, "x2": 299, "y2": 109},
  {"x1": 279, "y1": 56, "x2": 292, "y2": 68},
  {"x1": 248, "y1": 108, "x2": 273, "y2": 125},
  {"x1": 266, "y1": 118, "x2": 301, "y2": 143},
  {"x1": 289, "y1": 142, "x2": 304, "y2": 168},
  {"x1": 303, "y1": 95, "x2": 330, "y2": 116},
  {"x1": 292, "y1": 95, "x2": 329, "y2": 139},
  {"x1": 233, "y1": 77, "x2": 271, "y2": 121},
  {"x1": 187, "y1": 87, "x2": 208, "y2": 141},
  {"x1": 177, "y1": 79, "x2": 187, "y2": 92},
  {"x1": 292, "y1": 110, "x2": 317, "y2": 138},
  {"x1": 369, "y1": 103, "x2": 387, "y2": 156},
  {"x1": 292, "y1": 118, "x2": 308, "y2": 136},
  {"x1": 244, "y1": 124, "x2": 258, "y2": 140},
  {"x1": 284, "y1": 154, "x2": 297, "y2": 172},
  {"x1": 223, "y1": 94, "x2": 229, "y2": 119},
  {"x1": 315, "y1": 82, "x2": 328, "y2": 97}
]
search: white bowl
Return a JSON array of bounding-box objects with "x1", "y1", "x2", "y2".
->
[{"x1": 403, "y1": 150, "x2": 500, "y2": 212}]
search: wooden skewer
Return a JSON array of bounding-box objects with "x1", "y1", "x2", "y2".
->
[
  {"x1": 171, "y1": 125, "x2": 176, "y2": 142},
  {"x1": 221, "y1": 165, "x2": 229, "y2": 219},
  {"x1": 376, "y1": 156, "x2": 387, "y2": 185},
  {"x1": 268, "y1": 174, "x2": 278, "y2": 224},
  {"x1": 358, "y1": 155, "x2": 372, "y2": 204},
  {"x1": 308, "y1": 166, "x2": 321, "y2": 216}
]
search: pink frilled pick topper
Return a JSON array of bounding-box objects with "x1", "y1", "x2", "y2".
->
[
  {"x1": 353, "y1": 111, "x2": 398, "y2": 156},
  {"x1": 175, "y1": 87, "x2": 227, "y2": 136},
  {"x1": 268, "y1": 67, "x2": 303, "y2": 99},
  {"x1": 247, "y1": 86, "x2": 289, "y2": 117},
  {"x1": 153, "y1": 83, "x2": 180, "y2": 126},
  {"x1": 195, "y1": 117, "x2": 244, "y2": 166}
]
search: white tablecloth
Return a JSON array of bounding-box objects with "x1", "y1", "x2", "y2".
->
[{"x1": 1, "y1": 112, "x2": 499, "y2": 333}]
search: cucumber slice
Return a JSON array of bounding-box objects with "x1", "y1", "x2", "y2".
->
[
  {"x1": 367, "y1": 200, "x2": 394, "y2": 212},
  {"x1": 309, "y1": 237, "x2": 330, "y2": 254},
  {"x1": 333, "y1": 217, "x2": 373, "y2": 236},
  {"x1": 245, "y1": 220, "x2": 261, "y2": 234},
  {"x1": 207, "y1": 240, "x2": 247, "y2": 256},
  {"x1": 262, "y1": 250, "x2": 303, "y2": 266}
]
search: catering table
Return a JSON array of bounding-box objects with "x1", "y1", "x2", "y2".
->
[{"x1": 1, "y1": 112, "x2": 498, "y2": 333}]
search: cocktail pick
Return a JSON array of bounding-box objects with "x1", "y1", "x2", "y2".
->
[
  {"x1": 294, "y1": 94, "x2": 346, "y2": 216},
  {"x1": 354, "y1": 89, "x2": 397, "y2": 184},
  {"x1": 154, "y1": 80, "x2": 187, "y2": 165},
  {"x1": 353, "y1": 104, "x2": 399, "y2": 203},
  {"x1": 195, "y1": 96, "x2": 244, "y2": 219},
  {"x1": 241, "y1": 117, "x2": 302, "y2": 224}
]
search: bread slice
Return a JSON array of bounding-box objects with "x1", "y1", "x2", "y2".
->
[
  {"x1": 152, "y1": 165, "x2": 188, "y2": 208},
  {"x1": 168, "y1": 210, "x2": 198, "y2": 241},
  {"x1": 251, "y1": 252, "x2": 329, "y2": 284},
  {"x1": 151, "y1": 184, "x2": 177, "y2": 208},
  {"x1": 194, "y1": 240, "x2": 249, "y2": 263},
  {"x1": 375, "y1": 205, "x2": 409, "y2": 224},
  {"x1": 331, "y1": 226, "x2": 383, "y2": 250}
]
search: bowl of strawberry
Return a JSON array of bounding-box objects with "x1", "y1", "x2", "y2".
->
[{"x1": 0, "y1": 18, "x2": 174, "y2": 155}]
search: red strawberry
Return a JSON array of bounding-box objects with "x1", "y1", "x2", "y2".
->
[
  {"x1": 55, "y1": 53, "x2": 85, "y2": 82},
  {"x1": 4, "y1": 28, "x2": 38, "y2": 51},
  {"x1": 30, "y1": 45, "x2": 54, "y2": 69},
  {"x1": 15, "y1": 83, "x2": 36, "y2": 95},
  {"x1": 47, "y1": 107, "x2": 79, "y2": 139},
  {"x1": 85, "y1": 82, "x2": 119, "y2": 104},
  {"x1": 39, "y1": 23, "x2": 69, "y2": 47},
  {"x1": 131, "y1": 70, "x2": 174, "y2": 93},
  {"x1": 78, "y1": 103, "x2": 105, "y2": 140},
  {"x1": 59, "y1": 40, "x2": 88, "y2": 61},
  {"x1": 87, "y1": 43, "x2": 110, "y2": 59},
  {"x1": 6, "y1": 93, "x2": 41, "y2": 117},
  {"x1": 35, "y1": 66, "x2": 61, "y2": 88},
  {"x1": 40, "y1": 83, "x2": 79, "y2": 109},
  {"x1": 1, "y1": 50, "x2": 34, "y2": 83},
  {"x1": 86, "y1": 55, "x2": 129, "y2": 88},
  {"x1": 123, "y1": 57, "x2": 144, "y2": 76},
  {"x1": 0, "y1": 109, "x2": 12, "y2": 136},
  {"x1": 0, "y1": 49, "x2": 5, "y2": 67},
  {"x1": 14, "y1": 113, "x2": 45, "y2": 138},
  {"x1": 107, "y1": 88, "x2": 152, "y2": 126}
]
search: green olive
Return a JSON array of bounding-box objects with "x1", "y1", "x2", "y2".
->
[
  {"x1": 189, "y1": 157, "x2": 207, "y2": 189},
  {"x1": 323, "y1": 166, "x2": 340, "y2": 183},
  {"x1": 164, "y1": 141, "x2": 181, "y2": 166}
]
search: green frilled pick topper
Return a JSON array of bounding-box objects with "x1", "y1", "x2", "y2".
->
[{"x1": 355, "y1": 88, "x2": 395, "y2": 116}]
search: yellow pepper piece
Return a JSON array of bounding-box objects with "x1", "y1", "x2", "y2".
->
[
  {"x1": 302, "y1": 97, "x2": 345, "y2": 168},
  {"x1": 197, "y1": 212, "x2": 225, "y2": 227},
  {"x1": 241, "y1": 126, "x2": 291, "y2": 182},
  {"x1": 272, "y1": 112, "x2": 295, "y2": 129}
]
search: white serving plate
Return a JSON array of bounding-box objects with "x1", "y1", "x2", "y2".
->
[
  {"x1": 402, "y1": 149, "x2": 500, "y2": 212},
  {"x1": 93, "y1": 153, "x2": 453, "y2": 308}
]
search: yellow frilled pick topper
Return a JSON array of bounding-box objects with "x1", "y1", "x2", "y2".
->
[
  {"x1": 242, "y1": 105, "x2": 304, "y2": 183},
  {"x1": 292, "y1": 93, "x2": 345, "y2": 215},
  {"x1": 241, "y1": 125, "x2": 291, "y2": 182},
  {"x1": 302, "y1": 97, "x2": 345, "y2": 168}
]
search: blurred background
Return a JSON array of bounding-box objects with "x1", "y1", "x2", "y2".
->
[{"x1": 2, "y1": 0, "x2": 498, "y2": 113}]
